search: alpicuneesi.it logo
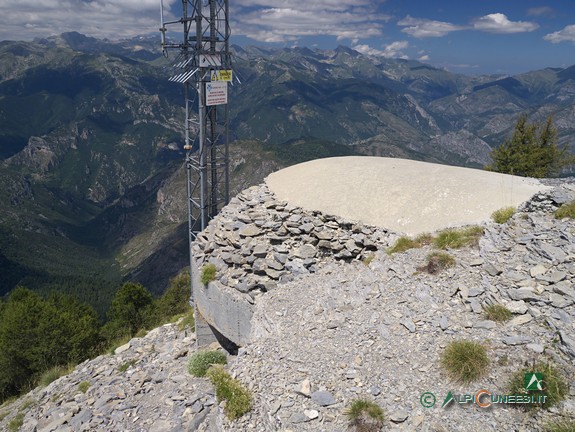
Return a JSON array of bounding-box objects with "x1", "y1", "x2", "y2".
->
[{"x1": 420, "y1": 373, "x2": 547, "y2": 409}]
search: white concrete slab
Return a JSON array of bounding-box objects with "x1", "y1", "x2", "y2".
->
[{"x1": 265, "y1": 156, "x2": 550, "y2": 236}]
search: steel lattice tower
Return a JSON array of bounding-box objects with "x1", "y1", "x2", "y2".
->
[{"x1": 160, "y1": 0, "x2": 231, "y2": 244}]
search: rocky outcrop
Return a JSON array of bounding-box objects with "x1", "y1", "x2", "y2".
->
[
  {"x1": 222, "y1": 184, "x2": 575, "y2": 431},
  {"x1": 1, "y1": 181, "x2": 574, "y2": 432}
]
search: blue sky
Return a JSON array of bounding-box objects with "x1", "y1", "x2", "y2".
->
[{"x1": 1, "y1": 0, "x2": 574, "y2": 75}]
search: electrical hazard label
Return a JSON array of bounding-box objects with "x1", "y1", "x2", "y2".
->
[
  {"x1": 210, "y1": 70, "x2": 233, "y2": 82},
  {"x1": 205, "y1": 81, "x2": 228, "y2": 106}
]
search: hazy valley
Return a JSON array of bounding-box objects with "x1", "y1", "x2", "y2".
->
[{"x1": 1, "y1": 32, "x2": 574, "y2": 312}]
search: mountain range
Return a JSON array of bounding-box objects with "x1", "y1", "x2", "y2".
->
[{"x1": 0, "y1": 32, "x2": 573, "y2": 312}]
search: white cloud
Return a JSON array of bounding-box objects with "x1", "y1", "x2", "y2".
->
[
  {"x1": 352, "y1": 40, "x2": 409, "y2": 58},
  {"x1": 527, "y1": 7, "x2": 555, "y2": 17},
  {"x1": 418, "y1": 54, "x2": 430, "y2": 61},
  {"x1": 544, "y1": 24, "x2": 575, "y2": 43},
  {"x1": 398, "y1": 16, "x2": 465, "y2": 38},
  {"x1": 233, "y1": 0, "x2": 391, "y2": 43},
  {"x1": 472, "y1": 13, "x2": 539, "y2": 34},
  {"x1": 0, "y1": 0, "x2": 178, "y2": 41}
]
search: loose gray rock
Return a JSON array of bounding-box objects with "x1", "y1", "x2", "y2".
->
[{"x1": 311, "y1": 391, "x2": 336, "y2": 407}]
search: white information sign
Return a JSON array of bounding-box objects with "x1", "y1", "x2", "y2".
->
[{"x1": 206, "y1": 81, "x2": 228, "y2": 106}]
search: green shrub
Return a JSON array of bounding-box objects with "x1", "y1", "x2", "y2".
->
[
  {"x1": 8, "y1": 412, "x2": 24, "y2": 432},
  {"x1": 78, "y1": 381, "x2": 90, "y2": 393},
  {"x1": 188, "y1": 350, "x2": 227, "y2": 377},
  {"x1": 387, "y1": 237, "x2": 421, "y2": 254},
  {"x1": 484, "y1": 304, "x2": 513, "y2": 322},
  {"x1": 39, "y1": 365, "x2": 72, "y2": 387},
  {"x1": 434, "y1": 226, "x2": 484, "y2": 250},
  {"x1": 555, "y1": 201, "x2": 575, "y2": 219},
  {"x1": 441, "y1": 340, "x2": 489, "y2": 383},
  {"x1": 544, "y1": 419, "x2": 575, "y2": 432},
  {"x1": 422, "y1": 252, "x2": 455, "y2": 274},
  {"x1": 200, "y1": 264, "x2": 217, "y2": 285},
  {"x1": 177, "y1": 309, "x2": 195, "y2": 332},
  {"x1": 119, "y1": 359, "x2": 137, "y2": 373},
  {"x1": 508, "y1": 362, "x2": 568, "y2": 409},
  {"x1": 491, "y1": 207, "x2": 516, "y2": 224},
  {"x1": 206, "y1": 365, "x2": 252, "y2": 420},
  {"x1": 344, "y1": 399, "x2": 384, "y2": 431}
]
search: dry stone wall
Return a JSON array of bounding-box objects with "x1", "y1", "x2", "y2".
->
[{"x1": 190, "y1": 184, "x2": 392, "y2": 345}]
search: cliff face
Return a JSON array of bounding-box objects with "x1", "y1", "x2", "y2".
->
[{"x1": 2, "y1": 180, "x2": 574, "y2": 431}]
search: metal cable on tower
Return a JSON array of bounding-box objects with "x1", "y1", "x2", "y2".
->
[{"x1": 160, "y1": 0, "x2": 231, "y2": 298}]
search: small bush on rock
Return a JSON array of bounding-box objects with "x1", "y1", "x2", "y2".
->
[
  {"x1": 555, "y1": 201, "x2": 575, "y2": 219},
  {"x1": 39, "y1": 365, "x2": 73, "y2": 387},
  {"x1": 344, "y1": 399, "x2": 384, "y2": 432},
  {"x1": 200, "y1": 263, "x2": 217, "y2": 285},
  {"x1": 508, "y1": 362, "x2": 568, "y2": 409},
  {"x1": 387, "y1": 237, "x2": 419, "y2": 254},
  {"x1": 492, "y1": 207, "x2": 516, "y2": 224},
  {"x1": 422, "y1": 252, "x2": 455, "y2": 274},
  {"x1": 188, "y1": 350, "x2": 227, "y2": 377},
  {"x1": 441, "y1": 340, "x2": 489, "y2": 383},
  {"x1": 544, "y1": 419, "x2": 575, "y2": 432},
  {"x1": 484, "y1": 304, "x2": 512, "y2": 322},
  {"x1": 206, "y1": 365, "x2": 252, "y2": 420},
  {"x1": 434, "y1": 226, "x2": 484, "y2": 250}
]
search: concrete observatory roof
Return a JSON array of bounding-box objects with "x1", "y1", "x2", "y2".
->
[{"x1": 265, "y1": 156, "x2": 550, "y2": 236}]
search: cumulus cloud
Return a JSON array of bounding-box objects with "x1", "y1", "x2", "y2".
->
[
  {"x1": 353, "y1": 40, "x2": 409, "y2": 58},
  {"x1": 0, "y1": 0, "x2": 177, "y2": 41},
  {"x1": 398, "y1": 16, "x2": 465, "y2": 38},
  {"x1": 233, "y1": 0, "x2": 391, "y2": 43},
  {"x1": 471, "y1": 13, "x2": 539, "y2": 33},
  {"x1": 544, "y1": 24, "x2": 575, "y2": 43}
]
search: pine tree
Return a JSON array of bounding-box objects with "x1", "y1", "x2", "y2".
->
[{"x1": 487, "y1": 114, "x2": 572, "y2": 177}]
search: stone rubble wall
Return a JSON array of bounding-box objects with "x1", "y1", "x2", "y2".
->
[{"x1": 190, "y1": 184, "x2": 392, "y2": 346}]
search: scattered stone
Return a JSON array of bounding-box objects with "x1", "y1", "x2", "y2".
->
[
  {"x1": 311, "y1": 391, "x2": 336, "y2": 407},
  {"x1": 296, "y1": 379, "x2": 311, "y2": 397},
  {"x1": 389, "y1": 409, "x2": 409, "y2": 423},
  {"x1": 529, "y1": 264, "x2": 547, "y2": 278},
  {"x1": 526, "y1": 344, "x2": 544, "y2": 354},
  {"x1": 508, "y1": 314, "x2": 533, "y2": 326},
  {"x1": 484, "y1": 263, "x2": 503, "y2": 276},
  {"x1": 400, "y1": 319, "x2": 416, "y2": 333},
  {"x1": 474, "y1": 320, "x2": 497, "y2": 329},
  {"x1": 289, "y1": 412, "x2": 310, "y2": 424},
  {"x1": 505, "y1": 301, "x2": 528, "y2": 315}
]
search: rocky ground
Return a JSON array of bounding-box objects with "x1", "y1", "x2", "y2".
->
[{"x1": 1, "y1": 181, "x2": 574, "y2": 431}]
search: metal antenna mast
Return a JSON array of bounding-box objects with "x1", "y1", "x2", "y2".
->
[{"x1": 160, "y1": 0, "x2": 231, "y2": 241}]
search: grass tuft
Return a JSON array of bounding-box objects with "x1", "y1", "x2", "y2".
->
[
  {"x1": 441, "y1": 340, "x2": 489, "y2": 383},
  {"x1": 484, "y1": 304, "x2": 513, "y2": 322},
  {"x1": 344, "y1": 399, "x2": 384, "y2": 431},
  {"x1": 77, "y1": 381, "x2": 90, "y2": 393},
  {"x1": 508, "y1": 362, "x2": 568, "y2": 409},
  {"x1": 188, "y1": 350, "x2": 227, "y2": 377},
  {"x1": 544, "y1": 419, "x2": 575, "y2": 432},
  {"x1": 422, "y1": 252, "x2": 455, "y2": 274},
  {"x1": 200, "y1": 263, "x2": 217, "y2": 285},
  {"x1": 387, "y1": 236, "x2": 419, "y2": 254},
  {"x1": 434, "y1": 226, "x2": 484, "y2": 250},
  {"x1": 555, "y1": 201, "x2": 575, "y2": 219},
  {"x1": 206, "y1": 365, "x2": 252, "y2": 420},
  {"x1": 118, "y1": 359, "x2": 137, "y2": 373},
  {"x1": 177, "y1": 308, "x2": 195, "y2": 332},
  {"x1": 38, "y1": 365, "x2": 73, "y2": 387},
  {"x1": 7, "y1": 413, "x2": 24, "y2": 432},
  {"x1": 492, "y1": 206, "x2": 516, "y2": 224}
]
